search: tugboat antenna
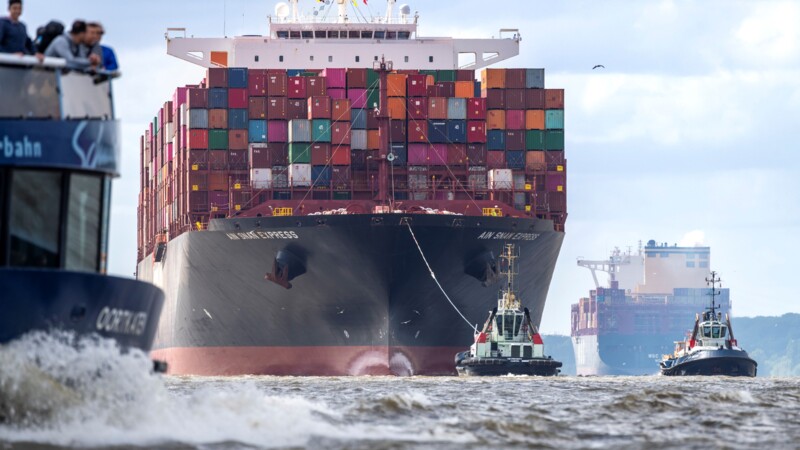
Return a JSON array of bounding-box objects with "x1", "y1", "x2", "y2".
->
[{"x1": 705, "y1": 271, "x2": 721, "y2": 318}]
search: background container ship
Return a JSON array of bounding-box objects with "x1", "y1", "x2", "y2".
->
[
  {"x1": 136, "y1": 0, "x2": 568, "y2": 375},
  {"x1": 570, "y1": 240, "x2": 731, "y2": 376}
]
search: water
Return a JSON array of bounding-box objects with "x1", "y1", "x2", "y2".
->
[{"x1": 1, "y1": 333, "x2": 798, "y2": 449}]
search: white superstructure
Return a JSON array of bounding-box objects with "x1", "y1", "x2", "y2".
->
[{"x1": 165, "y1": 0, "x2": 521, "y2": 70}]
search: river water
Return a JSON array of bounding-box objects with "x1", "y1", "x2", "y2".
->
[{"x1": 1, "y1": 332, "x2": 797, "y2": 449}]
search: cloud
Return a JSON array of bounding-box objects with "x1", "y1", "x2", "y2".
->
[
  {"x1": 679, "y1": 230, "x2": 706, "y2": 247},
  {"x1": 735, "y1": 1, "x2": 800, "y2": 66}
]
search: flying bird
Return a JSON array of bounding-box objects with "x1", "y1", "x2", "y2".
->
[{"x1": 592, "y1": 64, "x2": 605, "y2": 70}]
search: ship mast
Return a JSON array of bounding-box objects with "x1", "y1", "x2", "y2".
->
[
  {"x1": 499, "y1": 244, "x2": 520, "y2": 309},
  {"x1": 705, "y1": 271, "x2": 721, "y2": 319},
  {"x1": 375, "y1": 56, "x2": 392, "y2": 210}
]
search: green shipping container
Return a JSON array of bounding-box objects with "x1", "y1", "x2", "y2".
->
[
  {"x1": 333, "y1": 191, "x2": 352, "y2": 200},
  {"x1": 526, "y1": 130, "x2": 545, "y2": 150},
  {"x1": 289, "y1": 143, "x2": 311, "y2": 164},
  {"x1": 436, "y1": 70, "x2": 456, "y2": 82},
  {"x1": 367, "y1": 69, "x2": 379, "y2": 88},
  {"x1": 367, "y1": 88, "x2": 380, "y2": 110},
  {"x1": 312, "y1": 119, "x2": 332, "y2": 142},
  {"x1": 545, "y1": 110, "x2": 564, "y2": 130},
  {"x1": 209, "y1": 129, "x2": 229, "y2": 150},
  {"x1": 544, "y1": 131, "x2": 565, "y2": 150}
]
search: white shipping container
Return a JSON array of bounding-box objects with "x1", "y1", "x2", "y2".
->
[
  {"x1": 350, "y1": 130, "x2": 367, "y2": 150},
  {"x1": 289, "y1": 163, "x2": 311, "y2": 187},
  {"x1": 251, "y1": 168, "x2": 272, "y2": 189},
  {"x1": 488, "y1": 168, "x2": 513, "y2": 190},
  {"x1": 164, "y1": 122, "x2": 175, "y2": 139}
]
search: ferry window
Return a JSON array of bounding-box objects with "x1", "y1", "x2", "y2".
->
[
  {"x1": 699, "y1": 261, "x2": 708, "y2": 268},
  {"x1": 327, "y1": 31, "x2": 338, "y2": 38},
  {"x1": 361, "y1": 31, "x2": 372, "y2": 39},
  {"x1": 290, "y1": 31, "x2": 301, "y2": 39},
  {"x1": 314, "y1": 31, "x2": 326, "y2": 39},
  {"x1": 355, "y1": 56, "x2": 360, "y2": 63},
  {"x1": 65, "y1": 173, "x2": 102, "y2": 272},
  {"x1": 328, "y1": 56, "x2": 333, "y2": 62},
  {"x1": 686, "y1": 261, "x2": 695, "y2": 268},
  {"x1": 254, "y1": 55, "x2": 259, "y2": 62},
  {"x1": 514, "y1": 315, "x2": 523, "y2": 336},
  {"x1": 0, "y1": 65, "x2": 60, "y2": 119},
  {"x1": 301, "y1": 31, "x2": 312, "y2": 39},
  {"x1": 310, "y1": 55, "x2": 314, "y2": 61},
  {"x1": 279, "y1": 55, "x2": 284, "y2": 62},
  {"x1": 495, "y1": 316, "x2": 502, "y2": 335},
  {"x1": 720, "y1": 327, "x2": 727, "y2": 338},
  {"x1": 386, "y1": 31, "x2": 396, "y2": 39},
  {"x1": 374, "y1": 56, "x2": 379, "y2": 61},
  {"x1": 712, "y1": 325, "x2": 721, "y2": 339},
  {"x1": 404, "y1": 56, "x2": 409, "y2": 63},
  {"x1": 374, "y1": 31, "x2": 385, "y2": 39},
  {"x1": 503, "y1": 315, "x2": 513, "y2": 339},
  {"x1": 429, "y1": 56, "x2": 433, "y2": 63},
  {"x1": 699, "y1": 253, "x2": 709, "y2": 260},
  {"x1": 277, "y1": 31, "x2": 288, "y2": 39},
  {"x1": 702, "y1": 325, "x2": 711, "y2": 338},
  {"x1": 398, "y1": 32, "x2": 410, "y2": 39},
  {"x1": 349, "y1": 31, "x2": 359, "y2": 39},
  {"x1": 8, "y1": 170, "x2": 62, "y2": 268}
]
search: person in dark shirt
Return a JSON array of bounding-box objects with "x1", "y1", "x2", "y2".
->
[
  {"x1": 0, "y1": 0, "x2": 39, "y2": 56},
  {"x1": 87, "y1": 22, "x2": 118, "y2": 71},
  {"x1": 44, "y1": 20, "x2": 99, "y2": 69}
]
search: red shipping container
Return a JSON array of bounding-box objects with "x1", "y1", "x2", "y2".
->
[
  {"x1": 228, "y1": 149, "x2": 248, "y2": 170},
  {"x1": 545, "y1": 89, "x2": 565, "y2": 109},
  {"x1": 287, "y1": 99, "x2": 306, "y2": 120},
  {"x1": 310, "y1": 143, "x2": 331, "y2": 165},
  {"x1": 267, "y1": 97, "x2": 288, "y2": 120},
  {"x1": 407, "y1": 74, "x2": 427, "y2": 97},
  {"x1": 548, "y1": 191, "x2": 566, "y2": 212},
  {"x1": 248, "y1": 69, "x2": 266, "y2": 96},
  {"x1": 526, "y1": 89, "x2": 545, "y2": 109},
  {"x1": 505, "y1": 69, "x2": 526, "y2": 89},
  {"x1": 346, "y1": 68, "x2": 367, "y2": 88},
  {"x1": 466, "y1": 144, "x2": 486, "y2": 165},
  {"x1": 347, "y1": 89, "x2": 367, "y2": 109},
  {"x1": 426, "y1": 83, "x2": 443, "y2": 97},
  {"x1": 331, "y1": 145, "x2": 351, "y2": 165},
  {"x1": 327, "y1": 88, "x2": 346, "y2": 100},
  {"x1": 188, "y1": 129, "x2": 208, "y2": 149},
  {"x1": 408, "y1": 144, "x2": 428, "y2": 165},
  {"x1": 467, "y1": 121, "x2": 486, "y2": 143},
  {"x1": 189, "y1": 172, "x2": 208, "y2": 191},
  {"x1": 429, "y1": 144, "x2": 448, "y2": 165},
  {"x1": 428, "y1": 97, "x2": 448, "y2": 120},
  {"x1": 207, "y1": 67, "x2": 228, "y2": 88},
  {"x1": 331, "y1": 99, "x2": 351, "y2": 122},
  {"x1": 487, "y1": 150, "x2": 506, "y2": 169},
  {"x1": 505, "y1": 130, "x2": 525, "y2": 150},
  {"x1": 322, "y1": 68, "x2": 346, "y2": 88},
  {"x1": 448, "y1": 144, "x2": 467, "y2": 165},
  {"x1": 331, "y1": 166, "x2": 350, "y2": 188},
  {"x1": 505, "y1": 89, "x2": 526, "y2": 109},
  {"x1": 467, "y1": 98, "x2": 487, "y2": 120},
  {"x1": 435, "y1": 82, "x2": 455, "y2": 97},
  {"x1": 209, "y1": 150, "x2": 227, "y2": 170},
  {"x1": 189, "y1": 149, "x2": 208, "y2": 169},
  {"x1": 228, "y1": 88, "x2": 247, "y2": 109},
  {"x1": 250, "y1": 143, "x2": 288, "y2": 167},
  {"x1": 249, "y1": 97, "x2": 266, "y2": 119},
  {"x1": 267, "y1": 72, "x2": 287, "y2": 97},
  {"x1": 408, "y1": 120, "x2": 428, "y2": 143},
  {"x1": 308, "y1": 96, "x2": 331, "y2": 119},
  {"x1": 545, "y1": 150, "x2": 566, "y2": 169},
  {"x1": 390, "y1": 121, "x2": 406, "y2": 142},
  {"x1": 267, "y1": 120, "x2": 288, "y2": 143},
  {"x1": 331, "y1": 122, "x2": 351, "y2": 146},
  {"x1": 306, "y1": 77, "x2": 326, "y2": 97},
  {"x1": 366, "y1": 109, "x2": 379, "y2": 129},
  {"x1": 505, "y1": 110, "x2": 525, "y2": 130},
  {"x1": 229, "y1": 130, "x2": 248, "y2": 150},
  {"x1": 288, "y1": 76, "x2": 307, "y2": 98},
  {"x1": 407, "y1": 97, "x2": 428, "y2": 120},
  {"x1": 187, "y1": 88, "x2": 208, "y2": 109},
  {"x1": 545, "y1": 173, "x2": 566, "y2": 192},
  {"x1": 484, "y1": 89, "x2": 505, "y2": 109}
]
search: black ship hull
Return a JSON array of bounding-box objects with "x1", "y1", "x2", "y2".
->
[
  {"x1": 660, "y1": 349, "x2": 757, "y2": 377},
  {"x1": 0, "y1": 269, "x2": 165, "y2": 352},
  {"x1": 139, "y1": 213, "x2": 564, "y2": 375},
  {"x1": 456, "y1": 356, "x2": 561, "y2": 376}
]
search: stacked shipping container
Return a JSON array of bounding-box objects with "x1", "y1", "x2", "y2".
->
[{"x1": 138, "y1": 67, "x2": 567, "y2": 261}]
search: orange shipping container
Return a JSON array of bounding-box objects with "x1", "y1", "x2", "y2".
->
[
  {"x1": 367, "y1": 130, "x2": 380, "y2": 150},
  {"x1": 209, "y1": 172, "x2": 228, "y2": 191},
  {"x1": 481, "y1": 68, "x2": 506, "y2": 89},
  {"x1": 428, "y1": 97, "x2": 448, "y2": 119},
  {"x1": 545, "y1": 89, "x2": 565, "y2": 109},
  {"x1": 208, "y1": 109, "x2": 228, "y2": 129},
  {"x1": 228, "y1": 130, "x2": 248, "y2": 150},
  {"x1": 525, "y1": 110, "x2": 545, "y2": 130},
  {"x1": 387, "y1": 73, "x2": 407, "y2": 97},
  {"x1": 388, "y1": 97, "x2": 406, "y2": 119},
  {"x1": 526, "y1": 150, "x2": 546, "y2": 171},
  {"x1": 454, "y1": 81, "x2": 474, "y2": 98},
  {"x1": 331, "y1": 98, "x2": 351, "y2": 122},
  {"x1": 486, "y1": 110, "x2": 506, "y2": 130}
]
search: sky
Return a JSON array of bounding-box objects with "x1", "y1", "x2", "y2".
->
[{"x1": 18, "y1": 0, "x2": 800, "y2": 335}]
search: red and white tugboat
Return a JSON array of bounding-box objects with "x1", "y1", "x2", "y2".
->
[
  {"x1": 660, "y1": 271, "x2": 757, "y2": 377},
  {"x1": 455, "y1": 244, "x2": 561, "y2": 376}
]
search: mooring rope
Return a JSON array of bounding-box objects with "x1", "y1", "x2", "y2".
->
[{"x1": 405, "y1": 222, "x2": 476, "y2": 331}]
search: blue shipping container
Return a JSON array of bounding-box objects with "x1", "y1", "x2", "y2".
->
[
  {"x1": 525, "y1": 69, "x2": 545, "y2": 89},
  {"x1": 545, "y1": 110, "x2": 564, "y2": 129},
  {"x1": 189, "y1": 109, "x2": 208, "y2": 129},
  {"x1": 228, "y1": 109, "x2": 248, "y2": 129},
  {"x1": 487, "y1": 129, "x2": 505, "y2": 150},
  {"x1": 447, "y1": 120, "x2": 467, "y2": 143},
  {"x1": 390, "y1": 144, "x2": 407, "y2": 166},
  {"x1": 446, "y1": 98, "x2": 467, "y2": 120},
  {"x1": 208, "y1": 88, "x2": 228, "y2": 109},
  {"x1": 351, "y1": 108, "x2": 367, "y2": 129},
  {"x1": 312, "y1": 165, "x2": 331, "y2": 186},
  {"x1": 474, "y1": 81, "x2": 482, "y2": 98},
  {"x1": 506, "y1": 150, "x2": 525, "y2": 169},
  {"x1": 228, "y1": 68, "x2": 248, "y2": 88},
  {"x1": 249, "y1": 120, "x2": 267, "y2": 142},
  {"x1": 428, "y1": 120, "x2": 448, "y2": 143},
  {"x1": 287, "y1": 69, "x2": 303, "y2": 77}
]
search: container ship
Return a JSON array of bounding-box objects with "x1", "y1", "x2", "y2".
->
[
  {"x1": 136, "y1": 0, "x2": 568, "y2": 375},
  {"x1": 570, "y1": 240, "x2": 731, "y2": 376}
]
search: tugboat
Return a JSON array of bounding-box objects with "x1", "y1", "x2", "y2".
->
[
  {"x1": 0, "y1": 54, "x2": 164, "y2": 361},
  {"x1": 660, "y1": 271, "x2": 757, "y2": 377},
  {"x1": 455, "y1": 244, "x2": 562, "y2": 376}
]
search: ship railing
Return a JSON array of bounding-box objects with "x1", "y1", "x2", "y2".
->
[{"x1": 0, "y1": 54, "x2": 119, "y2": 120}]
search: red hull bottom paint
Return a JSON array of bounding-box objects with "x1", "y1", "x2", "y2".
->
[{"x1": 151, "y1": 346, "x2": 466, "y2": 376}]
